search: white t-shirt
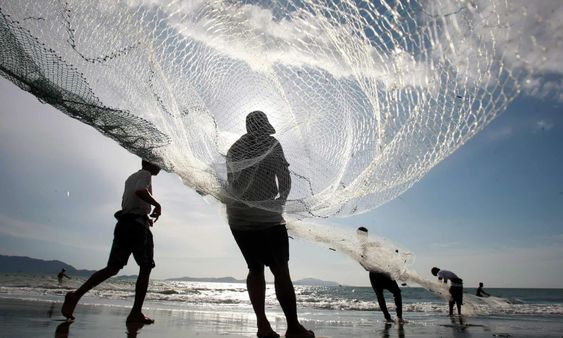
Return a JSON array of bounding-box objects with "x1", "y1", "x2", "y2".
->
[
  {"x1": 437, "y1": 270, "x2": 463, "y2": 286},
  {"x1": 121, "y1": 169, "x2": 152, "y2": 216}
]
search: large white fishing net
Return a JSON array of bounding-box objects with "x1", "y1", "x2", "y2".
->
[{"x1": 1, "y1": 0, "x2": 560, "y2": 308}]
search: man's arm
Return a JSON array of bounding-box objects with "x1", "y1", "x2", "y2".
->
[
  {"x1": 277, "y1": 165, "x2": 291, "y2": 201},
  {"x1": 275, "y1": 142, "x2": 291, "y2": 202},
  {"x1": 136, "y1": 188, "x2": 161, "y2": 220}
]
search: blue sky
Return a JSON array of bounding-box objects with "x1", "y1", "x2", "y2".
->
[{"x1": 1, "y1": 77, "x2": 561, "y2": 288}]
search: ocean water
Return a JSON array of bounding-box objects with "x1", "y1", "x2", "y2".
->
[{"x1": 1, "y1": 274, "x2": 562, "y2": 336}]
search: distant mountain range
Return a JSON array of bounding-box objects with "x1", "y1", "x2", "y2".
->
[
  {"x1": 293, "y1": 278, "x2": 340, "y2": 286},
  {"x1": 0, "y1": 255, "x2": 340, "y2": 286}
]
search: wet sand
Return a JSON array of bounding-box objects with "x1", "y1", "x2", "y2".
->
[{"x1": 0, "y1": 297, "x2": 553, "y2": 337}]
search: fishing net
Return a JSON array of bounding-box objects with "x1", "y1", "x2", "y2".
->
[{"x1": 1, "y1": 0, "x2": 560, "y2": 298}]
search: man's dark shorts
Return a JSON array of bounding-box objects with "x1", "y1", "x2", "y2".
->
[
  {"x1": 107, "y1": 217, "x2": 155, "y2": 269},
  {"x1": 231, "y1": 224, "x2": 289, "y2": 270},
  {"x1": 449, "y1": 279, "x2": 463, "y2": 305},
  {"x1": 369, "y1": 271, "x2": 401, "y2": 295}
]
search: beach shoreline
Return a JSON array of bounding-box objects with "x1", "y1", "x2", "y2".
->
[{"x1": 1, "y1": 296, "x2": 562, "y2": 338}]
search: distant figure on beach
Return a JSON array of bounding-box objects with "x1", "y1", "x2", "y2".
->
[
  {"x1": 431, "y1": 267, "x2": 463, "y2": 316},
  {"x1": 476, "y1": 282, "x2": 490, "y2": 297},
  {"x1": 57, "y1": 269, "x2": 70, "y2": 284},
  {"x1": 62, "y1": 160, "x2": 162, "y2": 324},
  {"x1": 357, "y1": 227, "x2": 404, "y2": 323},
  {"x1": 226, "y1": 111, "x2": 314, "y2": 338}
]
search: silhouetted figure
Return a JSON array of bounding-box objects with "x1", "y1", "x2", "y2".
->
[
  {"x1": 476, "y1": 282, "x2": 490, "y2": 297},
  {"x1": 57, "y1": 269, "x2": 70, "y2": 284},
  {"x1": 226, "y1": 111, "x2": 314, "y2": 338},
  {"x1": 357, "y1": 227, "x2": 404, "y2": 323},
  {"x1": 431, "y1": 267, "x2": 463, "y2": 316},
  {"x1": 62, "y1": 160, "x2": 162, "y2": 324}
]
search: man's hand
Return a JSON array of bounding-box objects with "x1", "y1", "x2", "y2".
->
[
  {"x1": 135, "y1": 188, "x2": 162, "y2": 223},
  {"x1": 150, "y1": 204, "x2": 161, "y2": 222}
]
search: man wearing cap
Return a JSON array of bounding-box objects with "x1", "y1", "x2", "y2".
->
[{"x1": 226, "y1": 111, "x2": 314, "y2": 338}]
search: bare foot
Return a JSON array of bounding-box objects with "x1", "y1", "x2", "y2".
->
[
  {"x1": 61, "y1": 291, "x2": 78, "y2": 320},
  {"x1": 256, "y1": 318, "x2": 280, "y2": 338},
  {"x1": 126, "y1": 312, "x2": 155, "y2": 324},
  {"x1": 285, "y1": 324, "x2": 314, "y2": 338},
  {"x1": 257, "y1": 320, "x2": 279, "y2": 338},
  {"x1": 126, "y1": 321, "x2": 146, "y2": 336},
  {"x1": 256, "y1": 330, "x2": 280, "y2": 338}
]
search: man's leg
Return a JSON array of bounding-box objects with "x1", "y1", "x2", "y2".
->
[
  {"x1": 62, "y1": 266, "x2": 120, "y2": 319},
  {"x1": 375, "y1": 288, "x2": 392, "y2": 321},
  {"x1": 389, "y1": 281, "x2": 403, "y2": 321},
  {"x1": 127, "y1": 265, "x2": 153, "y2": 323},
  {"x1": 270, "y1": 264, "x2": 313, "y2": 337},
  {"x1": 450, "y1": 286, "x2": 462, "y2": 316},
  {"x1": 369, "y1": 273, "x2": 392, "y2": 321},
  {"x1": 247, "y1": 265, "x2": 277, "y2": 336},
  {"x1": 448, "y1": 300, "x2": 455, "y2": 316},
  {"x1": 457, "y1": 287, "x2": 463, "y2": 316},
  {"x1": 127, "y1": 224, "x2": 156, "y2": 323}
]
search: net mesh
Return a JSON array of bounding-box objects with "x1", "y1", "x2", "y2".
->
[
  {"x1": 2, "y1": 0, "x2": 559, "y2": 307},
  {"x1": 0, "y1": 0, "x2": 557, "y2": 219}
]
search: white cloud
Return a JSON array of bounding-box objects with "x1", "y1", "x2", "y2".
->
[
  {"x1": 535, "y1": 119, "x2": 554, "y2": 132},
  {"x1": 524, "y1": 77, "x2": 563, "y2": 102},
  {"x1": 418, "y1": 0, "x2": 563, "y2": 104},
  {"x1": 159, "y1": 2, "x2": 356, "y2": 77},
  {"x1": 473, "y1": 0, "x2": 563, "y2": 100},
  {"x1": 485, "y1": 125, "x2": 513, "y2": 141}
]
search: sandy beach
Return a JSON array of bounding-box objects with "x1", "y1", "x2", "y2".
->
[{"x1": 2, "y1": 297, "x2": 562, "y2": 338}]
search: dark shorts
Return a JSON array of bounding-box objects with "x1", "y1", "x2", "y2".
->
[
  {"x1": 369, "y1": 271, "x2": 401, "y2": 294},
  {"x1": 107, "y1": 218, "x2": 155, "y2": 269},
  {"x1": 450, "y1": 283, "x2": 463, "y2": 305},
  {"x1": 231, "y1": 225, "x2": 289, "y2": 270}
]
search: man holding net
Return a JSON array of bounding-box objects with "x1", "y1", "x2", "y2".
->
[
  {"x1": 357, "y1": 227, "x2": 404, "y2": 323},
  {"x1": 431, "y1": 267, "x2": 463, "y2": 316},
  {"x1": 226, "y1": 111, "x2": 314, "y2": 338}
]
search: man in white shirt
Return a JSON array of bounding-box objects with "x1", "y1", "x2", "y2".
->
[
  {"x1": 62, "y1": 160, "x2": 162, "y2": 324},
  {"x1": 431, "y1": 267, "x2": 463, "y2": 316}
]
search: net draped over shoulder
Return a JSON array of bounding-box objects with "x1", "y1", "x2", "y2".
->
[{"x1": 226, "y1": 133, "x2": 290, "y2": 228}]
